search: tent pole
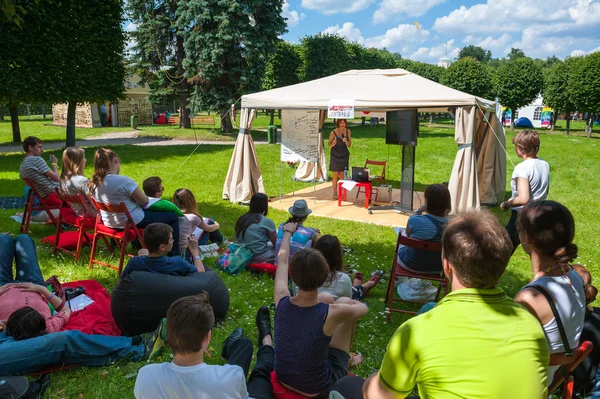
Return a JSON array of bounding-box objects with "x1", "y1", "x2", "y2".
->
[{"x1": 280, "y1": 162, "x2": 284, "y2": 202}]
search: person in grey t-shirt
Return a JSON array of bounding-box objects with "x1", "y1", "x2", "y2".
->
[
  {"x1": 19, "y1": 136, "x2": 61, "y2": 204},
  {"x1": 235, "y1": 193, "x2": 277, "y2": 264}
]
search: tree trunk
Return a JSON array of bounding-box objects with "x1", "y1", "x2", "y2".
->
[
  {"x1": 176, "y1": 35, "x2": 191, "y2": 129},
  {"x1": 41, "y1": 105, "x2": 46, "y2": 119},
  {"x1": 565, "y1": 115, "x2": 571, "y2": 135},
  {"x1": 429, "y1": 113, "x2": 433, "y2": 124},
  {"x1": 66, "y1": 102, "x2": 77, "y2": 147},
  {"x1": 0, "y1": 105, "x2": 5, "y2": 121},
  {"x1": 220, "y1": 111, "x2": 233, "y2": 133},
  {"x1": 510, "y1": 109, "x2": 515, "y2": 132},
  {"x1": 9, "y1": 105, "x2": 21, "y2": 143},
  {"x1": 587, "y1": 115, "x2": 595, "y2": 138},
  {"x1": 550, "y1": 112, "x2": 557, "y2": 131},
  {"x1": 269, "y1": 110, "x2": 274, "y2": 125},
  {"x1": 585, "y1": 117, "x2": 591, "y2": 138}
]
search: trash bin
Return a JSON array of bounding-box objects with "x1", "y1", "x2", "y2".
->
[
  {"x1": 130, "y1": 115, "x2": 138, "y2": 129},
  {"x1": 267, "y1": 125, "x2": 277, "y2": 144}
]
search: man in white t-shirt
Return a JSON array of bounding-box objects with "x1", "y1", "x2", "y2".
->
[
  {"x1": 19, "y1": 136, "x2": 61, "y2": 205},
  {"x1": 134, "y1": 295, "x2": 274, "y2": 399},
  {"x1": 500, "y1": 130, "x2": 550, "y2": 253}
]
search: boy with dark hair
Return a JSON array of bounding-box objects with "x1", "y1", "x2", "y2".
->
[
  {"x1": 141, "y1": 176, "x2": 183, "y2": 217},
  {"x1": 19, "y1": 136, "x2": 61, "y2": 206},
  {"x1": 363, "y1": 210, "x2": 550, "y2": 399},
  {"x1": 134, "y1": 294, "x2": 275, "y2": 399},
  {"x1": 120, "y1": 223, "x2": 204, "y2": 279}
]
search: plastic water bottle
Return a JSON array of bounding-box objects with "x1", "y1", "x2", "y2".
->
[{"x1": 344, "y1": 167, "x2": 348, "y2": 180}]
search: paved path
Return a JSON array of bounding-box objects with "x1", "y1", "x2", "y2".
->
[{"x1": 0, "y1": 130, "x2": 269, "y2": 153}]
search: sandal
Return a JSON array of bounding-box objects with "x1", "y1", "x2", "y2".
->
[
  {"x1": 353, "y1": 272, "x2": 364, "y2": 282},
  {"x1": 348, "y1": 352, "x2": 364, "y2": 369}
]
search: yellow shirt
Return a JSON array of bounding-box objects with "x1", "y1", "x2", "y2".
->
[{"x1": 379, "y1": 287, "x2": 549, "y2": 399}]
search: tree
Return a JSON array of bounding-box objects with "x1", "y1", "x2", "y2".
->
[
  {"x1": 569, "y1": 52, "x2": 600, "y2": 137},
  {"x1": 543, "y1": 58, "x2": 577, "y2": 134},
  {"x1": 458, "y1": 45, "x2": 492, "y2": 63},
  {"x1": 178, "y1": 0, "x2": 286, "y2": 132},
  {"x1": 1, "y1": 0, "x2": 124, "y2": 145},
  {"x1": 346, "y1": 44, "x2": 397, "y2": 70},
  {"x1": 299, "y1": 34, "x2": 350, "y2": 82},
  {"x1": 402, "y1": 61, "x2": 444, "y2": 83},
  {"x1": 262, "y1": 41, "x2": 301, "y2": 90},
  {"x1": 128, "y1": 0, "x2": 191, "y2": 128},
  {"x1": 506, "y1": 48, "x2": 526, "y2": 61},
  {"x1": 495, "y1": 57, "x2": 544, "y2": 131},
  {"x1": 1, "y1": 0, "x2": 27, "y2": 26},
  {"x1": 441, "y1": 57, "x2": 494, "y2": 99}
]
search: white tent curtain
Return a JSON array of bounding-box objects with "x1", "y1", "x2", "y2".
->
[
  {"x1": 222, "y1": 108, "x2": 265, "y2": 203},
  {"x1": 475, "y1": 111, "x2": 506, "y2": 206},
  {"x1": 448, "y1": 106, "x2": 480, "y2": 212},
  {"x1": 294, "y1": 110, "x2": 328, "y2": 182}
]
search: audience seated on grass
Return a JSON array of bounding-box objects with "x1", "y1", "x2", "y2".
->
[
  {"x1": 89, "y1": 148, "x2": 181, "y2": 255},
  {"x1": 60, "y1": 146, "x2": 96, "y2": 217},
  {"x1": 235, "y1": 193, "x2": 277, "y2": 264},
  {"x1": 121, "y1": 223, "x2": 205, "y2": 279},
  {"x1": 172, "y1": 187, "x2": 227, "y2": 259},
  {"x1": 0, "y1": 315, "x2": 166, "y2": 375},
  {"x1": 274, "y1": 200, "x2": 321, "y2": 265},
  {"x1": 273, "y1": 222, "x2": 368, "y2": 397},
  {"x1": 363, "y1": 210, "x2": 550, "y2": 399},
  {"x1": 293, "y1": 234, "x2": 379, "y2": 303},
  {"x1": 515, "y1": 200, "x2": 591, "y2": 384},
  {"x1": 19, "y1": 136, "x2": 61, "y2": 207},
  {"x1": 135, "y1": 294, "x2": 275, "y2": 399},
  {"x1": 0, "y1": 234, "x2": 71, "y2": 338}
]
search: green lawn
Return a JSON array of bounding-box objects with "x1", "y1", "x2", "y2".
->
[{"x1": 0, "y1": 121, "x2": 598, "y2": 398}]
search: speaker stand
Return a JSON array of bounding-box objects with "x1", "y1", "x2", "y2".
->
[{"x1": 368, "y1": 145, "x2": 416, "y2": 215}]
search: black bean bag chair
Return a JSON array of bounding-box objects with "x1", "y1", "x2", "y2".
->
[{"x1": 111, "y1": 268, "x2": 229, "y2": 336}]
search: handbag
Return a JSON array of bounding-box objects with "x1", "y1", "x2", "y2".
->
[{"x1": 215, "y1": 243, "x2": 253, "y2": 275}]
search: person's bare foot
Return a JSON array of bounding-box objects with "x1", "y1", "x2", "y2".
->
[
  {"x1": 348, "y1": 352, "x2": 364, "y2": 369},
  {"x1": 361, "y1": 275, "x2": 379, "y2": 296}
]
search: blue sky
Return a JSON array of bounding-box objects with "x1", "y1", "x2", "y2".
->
[{"x1": 280, "y1": 0, "x2": 600, "y2": 63}]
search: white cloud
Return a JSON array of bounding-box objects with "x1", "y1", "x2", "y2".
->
[
  {"x1": 373, "y1": 0, "x2": 446, "y2": 24},
  {"x1": 410, "y1": 39, "x2": 459, "y2": 63},
  {"x1": 571, "y1": 46, "x2": 600, "y2": 57},
  {"x1": 433, "y1": 0, "x2": 600, "y2": 59},
  {"x1": 282, "y1": 1, "x2": 306, "y2": 28},
  {"x1": 322, "y1": 22, "x2": 365, "y2": 44},
  {"x1": 364, "y1": 23, "x2": 430, "y2": 54},
  {"x1": 301, "y1": 0, "x2": 374, "y2": 15},
  {"x1": 124, "y1": 22, "x2": 137, "y2": 32}
]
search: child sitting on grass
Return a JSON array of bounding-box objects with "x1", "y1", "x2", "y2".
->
[
  {"x1": 273, "y1": 222, "x2": 368, "y2": 397},
  {"x1": 314, "y1": 234, "x2": 379, "y2": 302},
  {"x1": 134, "y1": 294, "x2": 275, "y2": 399},
  {"x1": 173, "y1": 188, "x2": 227, "y2": 260},
  {"x1": 142, "y1": 176, "x2": 184, "y2": 216},
  {"x1": 121, "y1": 222, "x2": 204, "y2": 279}
]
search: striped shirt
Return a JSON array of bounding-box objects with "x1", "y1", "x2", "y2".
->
[{"x1": 19, "y1": 156, "x2": 59, "y2": 198}]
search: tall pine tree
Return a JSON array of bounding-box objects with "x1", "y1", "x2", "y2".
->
[{"x1": 177, "y1": 0, "x2": 286, "y2": 132}]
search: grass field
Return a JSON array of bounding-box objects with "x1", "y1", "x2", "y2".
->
[{"x1": 0, "y1": 117, "x2": 598, "y2": 398}]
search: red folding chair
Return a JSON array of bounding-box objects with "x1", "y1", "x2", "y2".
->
[
  {"x1": 88, "y1": 197, "x2": 145, "y2": 275},
  {"x1": 357, "y1": 159, "x2": 387, "y2": 201},
  {"x1": 549, "y1": 341, "x2": 594, "y2": 399},
  {"x1": 53, "y1": 192, "x2": 96, "y2": 261},
  {"x1": 385, "y1": 234, "x2": 448, "y2": 321},
  {"x1": 20, "y1": 178, "x2": 62, "y2": 234}
]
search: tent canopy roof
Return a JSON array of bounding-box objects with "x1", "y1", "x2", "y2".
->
[{"x1": 242, "y1": 69, "x2": 495, "y2": 112}]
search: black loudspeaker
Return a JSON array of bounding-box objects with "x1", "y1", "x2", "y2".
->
[
  {"x1": 400, "y1": 145, "x2": 416, "y2": 211},
  {"x1": 385, "y1": 110, "x2": 419, "y2": 145}
]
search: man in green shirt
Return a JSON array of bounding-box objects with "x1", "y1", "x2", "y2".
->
[{"x1": 364, "y1": 210, "x2": 549, "y2": 399}]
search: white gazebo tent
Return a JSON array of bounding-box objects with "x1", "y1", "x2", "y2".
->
[{"x1": 223, "y1": 69, "x2": 506, "y2": 211}]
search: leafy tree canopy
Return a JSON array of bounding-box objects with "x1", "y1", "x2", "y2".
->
[
  {"x1": 506, "y1": 47, "x2": 526, "y2": 61},
  {"x1": 458, "y1": 45, "x2": 492, "y2": 63},
  {"x1": 569, "y1": 52, "x2": 600, "y2": 114},
  {"x1": 299, "y1": 34, "x2": 351, "y2": 81},
  {"x1": 441, "y1": 57, "x2": 494, "y2": 99},
  {"x1": 262, "y1": 41, "x2": 302, "y2": 90}
]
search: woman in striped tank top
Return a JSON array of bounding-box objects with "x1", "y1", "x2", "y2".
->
[{"x1": 273, "y1": 222, "x2": 369, "y2": 398}]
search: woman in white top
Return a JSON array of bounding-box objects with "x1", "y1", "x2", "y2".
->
[
  {"x1": 59, "y1": 147, "x2": 96, "y2": 217},
  {"x1": 515, "y1": 200, "x2": 588, "y2": 384},
  {"x1": 89, "y1": 148, "x2": 181, "y2": 255},
  {"x1": 500, "y1": 130, "x2": 550, "y2": 253}
]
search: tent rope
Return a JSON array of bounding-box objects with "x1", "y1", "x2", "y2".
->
[
  {"x1": 476, "y1": 103, "x2": 515, "y2": 168},
  {"x1": 163, "y1": 96, "x2": 243, "y2": 184}
]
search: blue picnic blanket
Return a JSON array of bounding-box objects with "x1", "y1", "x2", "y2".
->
[{"x1": 0, "y1": 196, "x2": 25, "y2": 209}]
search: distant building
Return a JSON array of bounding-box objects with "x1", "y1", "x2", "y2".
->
[
  {"x1": 500, "y1": 95, "x2": 552, "y2": 128},
  {"x1": 437, "y1": 57, "x2": 452, "y2": 69}
]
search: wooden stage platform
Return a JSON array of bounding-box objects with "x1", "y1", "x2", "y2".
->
[{"x1": 269, "y1": 182, "x2": 425, "y2": 228}]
